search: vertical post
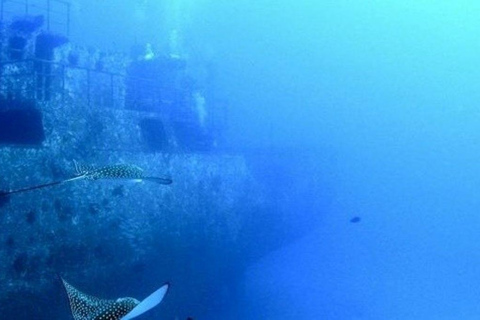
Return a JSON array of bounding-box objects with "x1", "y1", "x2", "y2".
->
[
  {"x1": 61, "y1": 64, "x2": 65, "y2": 105},
  {"x1": 41, "y1": 61, "x2": 46, "y2": 100},
  {"x1": 110, "y1": 74, "x2": 114, "y2": 108},
  {"x1": 87, "y1": 69, "x2": 91, "y2": 107},
  {"x1": 32, "y1": 60, "x2": 36, "y2": 100},
  {"x1": 46, "y1": 0, "x2": 50, "y2": 31},
  {"x1": 66, "y1": 3, "x2": 71, "y2": 36}
]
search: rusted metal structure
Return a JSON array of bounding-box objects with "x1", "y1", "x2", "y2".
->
[
  {"x1": 0, "y1": 0, "x2": 70, "y2": 35},
  {"x1": 0, "y1": 0, "x2": 226, "y2": 152}
]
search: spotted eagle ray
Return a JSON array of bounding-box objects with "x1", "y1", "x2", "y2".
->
[
  {"x1": 0, "y1": 163, "x2": 172, "y2": 197},
  {"x1": 61, "y1": 278, "x2": 170, "y2": 320}
]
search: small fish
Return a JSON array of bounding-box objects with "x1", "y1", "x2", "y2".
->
[
  {"x1": 0, "y1": 162, "x2": 172, "y2": 197},
  {"x1": 350, "y1": 216, "x2": 361, "y2": 223},
  {"x1": 61, "y1": 278, "x2": 169, "y2": 320}
]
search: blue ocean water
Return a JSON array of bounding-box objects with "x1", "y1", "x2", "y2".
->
[
  {"x1": 183, "y1": 2, "x2": 480, "y2": 318},
  {"x1": 2, "y1": 0, "x2": 480, "y2": 319}
]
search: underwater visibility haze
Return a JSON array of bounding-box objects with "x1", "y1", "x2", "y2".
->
[{"x1": 1, "y1": 0, "x2": 480, "y2": 319}]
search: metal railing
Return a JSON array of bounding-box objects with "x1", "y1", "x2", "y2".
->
[
  {"x1": 0, "y1": 59, "x2": 227, "y2": 132},
  {"x1": 0, "y1": 58, "x2": 141, "y2": 109},
  {"x1": 0, "y1": 0, "x2": 70, "y2": 36},
  {"x1": 0, "y1": 58, "x2": 229, "y2": 152}
]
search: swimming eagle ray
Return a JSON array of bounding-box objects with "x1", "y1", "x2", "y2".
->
[
  {"x1": 61, "y1": 278, "x2": 170, "y2": 320},
  {"x1": 0, "y1": 163, "x2": 172, "y2": 197}
]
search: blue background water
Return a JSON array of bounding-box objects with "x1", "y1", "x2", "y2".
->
[{"x1": 65, "y1": 0, "x2": 480, "y2": 319}]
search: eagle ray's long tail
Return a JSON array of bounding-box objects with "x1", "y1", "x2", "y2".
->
[
  {"x1": 142, "y1": 177, "x2": 173, "y2": 185},
  {"x1": 0, "y1": 175, "x2": 85, "y2": 197}
]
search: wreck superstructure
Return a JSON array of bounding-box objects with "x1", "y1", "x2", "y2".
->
[
  {"x1": 0, "y1": 0, "x2": 226, "y2": 153},
  {"x1": 0, "y1": 1, "x2": 270, "y2": 319}
]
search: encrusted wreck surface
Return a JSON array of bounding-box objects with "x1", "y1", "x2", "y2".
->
[
  {"x1": 0, "y1": 16, "x2": 271, "y2": 318},
  {"x1": 0, "y1": 99, "x2": 267, "y2": 318}
]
